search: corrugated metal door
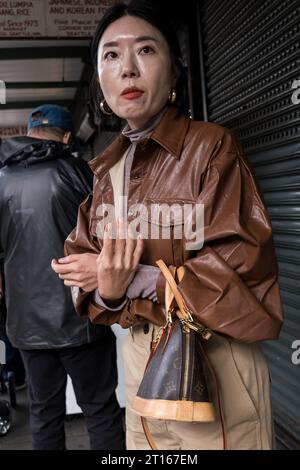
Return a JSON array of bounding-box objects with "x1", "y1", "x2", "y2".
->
[{"x1": 197, "y1": 0, "x2": 300, "y2": 449}]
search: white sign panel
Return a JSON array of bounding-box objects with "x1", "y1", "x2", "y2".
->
[
  {"x1": 0, "y1": 1, "x2": 45, "y2": 37},
  {"x1": 47, "y1": 0, "x2": 118, "y2": 37},
  {"x1": 0, "y1": 0, "x2": 119, "y2": 37}
]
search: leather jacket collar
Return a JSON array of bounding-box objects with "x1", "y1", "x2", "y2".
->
[{"x1": 89, "y1": 105, "x2": 191, "y2": 178}]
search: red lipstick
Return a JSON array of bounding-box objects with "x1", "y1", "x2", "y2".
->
[{"x1": 121, "y1": 87, "x2": 144, "y2": 100}]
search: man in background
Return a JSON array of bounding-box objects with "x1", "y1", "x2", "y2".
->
[{"x1": 0, "y1": 105, "x2": 125, "y2": 450}]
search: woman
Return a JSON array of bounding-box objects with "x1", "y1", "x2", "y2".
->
[{"x1": 52, "y1": 1, "x2": 283, "y2": 450}]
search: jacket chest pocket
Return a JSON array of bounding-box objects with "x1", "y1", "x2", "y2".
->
[{"x1": 138, "y1": 202, "x2": 187, "y2": 266}]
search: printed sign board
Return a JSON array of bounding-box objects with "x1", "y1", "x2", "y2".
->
[{"x1": 0, "y1": 0, "x2": 118, "y2": 37}]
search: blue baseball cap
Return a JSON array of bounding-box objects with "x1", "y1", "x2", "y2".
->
[{"x1": 27, "y1": 105, "x2": 74, "y2": 133}]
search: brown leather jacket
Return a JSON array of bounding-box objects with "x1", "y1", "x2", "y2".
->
[{"x1": 65, "y1": 105, "x2": 283, "y2": 342}]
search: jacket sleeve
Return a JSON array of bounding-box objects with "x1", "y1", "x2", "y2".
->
[
  {"x1": 64, "y1": 192, "x2": 165, "y2": 328},
  {"x1": 174, "y1": 132, "x2": 283, "y2": 342}
]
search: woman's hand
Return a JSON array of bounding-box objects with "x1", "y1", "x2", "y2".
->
[
  {"x1": 97, "y1": 219, "x2": 143, "y2": 300},
  {"x1": 51, "y1": 253, "x2": 98, "y2": 292}
]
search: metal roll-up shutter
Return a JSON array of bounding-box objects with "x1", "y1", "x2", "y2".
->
[{"x1": 198, "y1": 0, "x2": 300, "y2": 449}]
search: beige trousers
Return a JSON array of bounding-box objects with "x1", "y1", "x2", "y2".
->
[{"x1": 123, "y1": 323, "x2": 275, "y2": 450}]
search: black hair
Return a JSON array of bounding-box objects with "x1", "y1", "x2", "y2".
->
[{"x1": 90, "y1": 0, "x2": 188, "y2": 128}]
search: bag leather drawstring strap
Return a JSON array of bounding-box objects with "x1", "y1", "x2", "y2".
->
[
  {"x1": 141, "y1": 264, "x2": 177, "y2": 451},
  {"x1": 141, "y1": 260, "x2": 227, "y2": 450},
  {"x1": 156, "y1": 261, "x2": 190, "y2": 322},
  {"x1": 141, "y1": 414, "x2": 158, "y2": 450}
]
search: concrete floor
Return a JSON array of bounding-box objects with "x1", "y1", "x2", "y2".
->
[{"x1": 0, "y1": 387, "x2": 90, "y2": 450}]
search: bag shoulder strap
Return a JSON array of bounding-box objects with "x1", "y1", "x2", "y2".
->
[
  {"x1": 156, "y1": 259, "x2": 189, "y2": 321},
  {"x1": 165, "y1": 265, "x2": 176, "y2": 315}
]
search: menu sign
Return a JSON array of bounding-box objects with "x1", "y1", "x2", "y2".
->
[
  {"x1": 47, "y1": 0, "x2": 118, "y2": 37},
  {"x1": 0, "y1": 0, "x2": 119, "y2": 37},
  {"x1": 0, "y1": 1, "x2": 44, "y2": 37}
]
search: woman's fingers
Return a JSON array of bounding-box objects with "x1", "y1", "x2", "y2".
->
[
  {"x1": 63, "y1": 279, "x2": 82, "y2": 287},
  {"x1": 101, "y1": 223, "x2": 114, "y2": 262},
  {"x1": 51, "y1": 260, "x2": 76, "y2": 274},
  {"x1": 123, "y1": 224, "x2": 138, "y2": 268},
  {"x1": 57, "y1": 255, "x2": 78, "y2": 264},
  {"x1": 114, "y1": 218, "x2": 126, "y2": 262},
  {"x1": 58, "y1": 272, "x2": 81, "y2": 281},
  {"x1": 132, "y1": 235, "x2": 144, "y2": 268},
  {"x1": 100, "y1": 219, "x2": 143, "y2": 271},
  {"x1": 96, "y1": 219, "x2": 144, "y2": 299}
]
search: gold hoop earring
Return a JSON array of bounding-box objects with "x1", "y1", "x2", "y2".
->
[
  {"x1": 100, "y1": 99, "x2": 113, "y2": 116},
  {"x1": 168, "y1": 88, "x2": 177, "y2": 104}
]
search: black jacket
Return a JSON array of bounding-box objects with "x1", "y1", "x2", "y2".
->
[{"x1": 0, "y1": 136, "x2": 105, "y2": 349}]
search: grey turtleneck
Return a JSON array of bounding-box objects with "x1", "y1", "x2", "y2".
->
[{"x1": 95, "y1": 106, "x2": 168, "y2": 311}]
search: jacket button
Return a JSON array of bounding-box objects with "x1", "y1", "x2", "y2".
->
[{"x1": 143, "y1": 323, "x2": 149, "y2": 334}]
